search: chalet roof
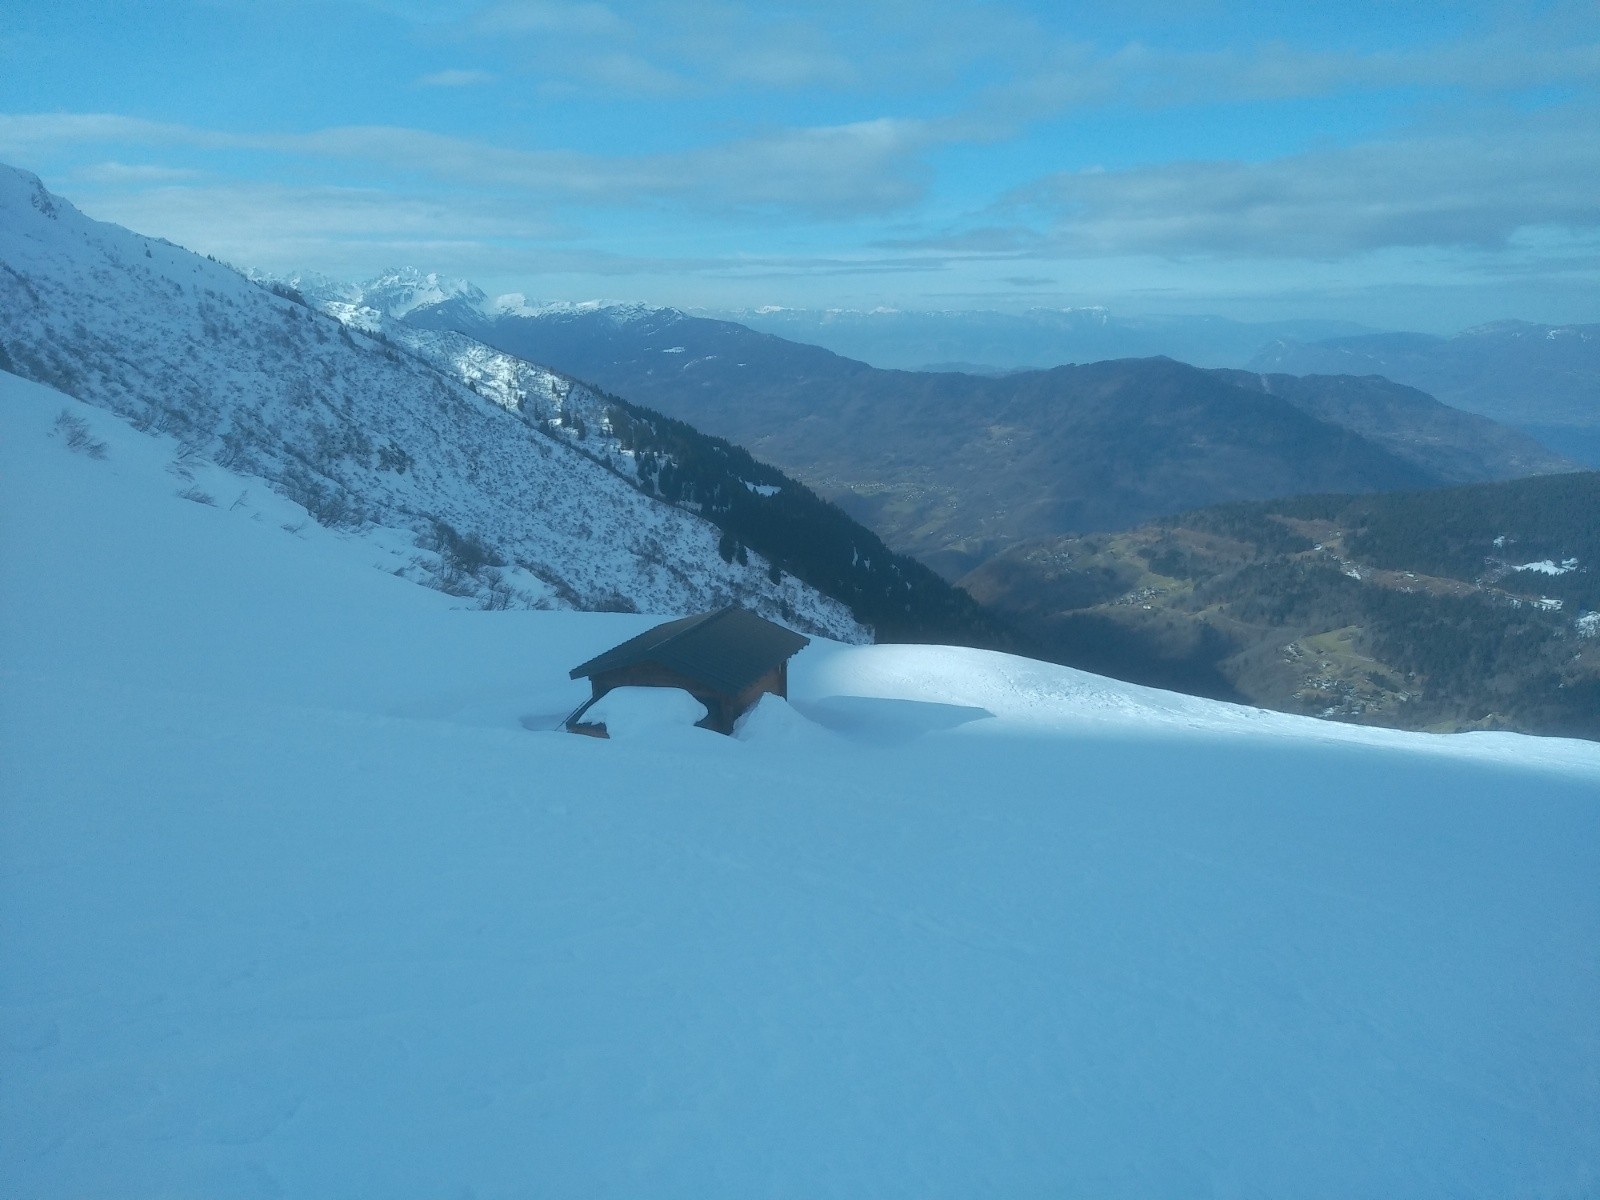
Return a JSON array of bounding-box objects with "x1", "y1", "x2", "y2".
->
[{"x1": 569, "y1": 606, "x2": 811, "y2": 696}]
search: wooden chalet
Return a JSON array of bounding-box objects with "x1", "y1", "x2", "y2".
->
[{"x1": 566, "y1": 605, "x2": 810, "y2": 736}]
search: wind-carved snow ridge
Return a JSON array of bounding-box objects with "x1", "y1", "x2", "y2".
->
[{"x1": 0, "y1": 164, "x2": 862, "y2": 638}]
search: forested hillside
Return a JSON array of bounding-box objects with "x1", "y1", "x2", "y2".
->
[
  {"x1": 962, "y1": 473, "x2": 1600, "y2": 738},
  {"x1": 597, "y1": 398, "x2": 1012, "y2": 646}
]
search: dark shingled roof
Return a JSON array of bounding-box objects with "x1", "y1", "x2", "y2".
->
[{"x1": 569, "y1": 606, "x2": 811, "y2": 695}]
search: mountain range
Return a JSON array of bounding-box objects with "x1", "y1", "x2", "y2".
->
[
  {"x1": 1250, "y1": 322, "x2": 1600, "y2": 466},
  {"x1": 314, "y1": 283, "x2": 1577, "y2": 579},
  {"x1": 712, "y1": 305, "x2": 1374, "y2": 372}
]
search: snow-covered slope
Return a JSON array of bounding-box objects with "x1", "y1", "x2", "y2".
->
[
  {"x1": 287, "y1": 273, "x2": 662, "y2": 438},
  {"x1": 310, "y1": 289, "x2": 620, "y2": 436},
  {"x1": 274, "y1": 271, "x2": 1002, "y2": 651},
  {"x1": 289, "y1": 271, "x2": 656, "y2": 330},
  {"x1": 0, "y1": 164, "x2": 860, "y2": 637},
  {"x1": 4, "y1": 370, "x2": 1598, "y2": 1198}
]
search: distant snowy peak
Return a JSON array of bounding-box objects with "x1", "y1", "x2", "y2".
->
[
  {"x1": 356, "y1": 267, "x2": 488, "y2": 319},
  {"x1": 1457, "y1": 319, "x2": 1597, "y2": 343},
  {"x1": 294, "y1": 276, "x2": 682, "y2": 332},
  {"x1": 269, "y1": 269, "x2": 686, "y2": 334},
  {"x1": 493, "y1": 295, "x2": 619, "y2": 318},
  {"x1": 316, "y1": 300, "x2": 386, "y2": 335},
  {"x1": 264, "y1": 267, "x2": 492, "y2": 322},
  {"x1": 290, "y1": 288, "x2": 599, "y2": 424},
  {"x1": 492, "y1": 294, "x2": 683, "y2": 326}
]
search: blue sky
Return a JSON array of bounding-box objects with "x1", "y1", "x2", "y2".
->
[{"x1": 2, "y1": 0, "x2": 1596, "y2": 328}]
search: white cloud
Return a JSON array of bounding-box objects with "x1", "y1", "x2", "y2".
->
[
  {"x1": 71, "y1": 161, "x2": 204, "y2": 184},
  {"x1": 2, "y1": 111, "x2": 940, "y2": 219},
  {"x1": 1005, "y1": 112, "x2": 1600, "y2": 258},
  {"x1": 0, "y1": 113, "x2": 232, "y2": 154},
  {"x1": 669, "y1": 118, "x2": 935, "y2": 215},
  {"x1": 1141, "y1": 35, "x2": 1600, "y2": 106},
  {"x1": 978, "y1": 24, "x2": 1600, "y2": 123},
  {"x1": 85, "y1": 180, "x2": 559, "y2": 237},
  {"x1": 71, "y1": 180, "x2": 572, "y2": 275},
  {"x1": 447, "y1": 0, "x2": 865, "y2": 96},
  {"x1": 538, "y1": 49, "x2": 690, "y2": 95},
  {"x1": 660, "y1": 8, "x2": 859, "y2": 91},
  {"x1": 467, "y1": 0, "x2": 629, "y2": 37},
  {"x1": 714, "y1": 46, "x2": 856, "y2": 90},
  {"x1": 415, "y1": 68, "x2": 497, "y2": 87}
]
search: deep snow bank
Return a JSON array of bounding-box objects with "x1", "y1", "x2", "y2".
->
[{"x1": 3, "y1": 373, "x2": 1598, "y2": 1199}]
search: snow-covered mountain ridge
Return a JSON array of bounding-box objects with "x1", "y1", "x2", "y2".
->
[
  {"x1": 0, "y1": 164, "x2": 861, "y2": 638},
  {"x1": 281, "y1": 269, "x2": 669, "y2": 330},
  {"x1": 269, "y1": 264, "x2": 1009, "y2": 649},
  {"x1": 358, "y1": 267, "x2": 488, "y2": 318}
]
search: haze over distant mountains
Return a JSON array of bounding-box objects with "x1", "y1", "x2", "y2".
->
[
  {"x1": 1251, "y1": 322, "x2": 1600, "y2": 466},
  {"x1": 323, "y1": 277, "x2": 1577, "y2": 579},
  {"x1": 715, "y1": 305, "x2": 1375, "y2": 372}
]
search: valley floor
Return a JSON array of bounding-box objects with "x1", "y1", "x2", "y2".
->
[{"x1": 4, "y1": 375, "x2": 1598, "y2": 1198}]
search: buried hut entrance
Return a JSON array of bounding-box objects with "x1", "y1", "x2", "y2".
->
[{"x1": 564, "y1": 605, "x2": 810, "y2": 737}]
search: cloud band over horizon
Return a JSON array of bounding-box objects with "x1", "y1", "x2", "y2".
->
[{"x1": 3, "y1": 0, "x2": 1596, "y2": 328}]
